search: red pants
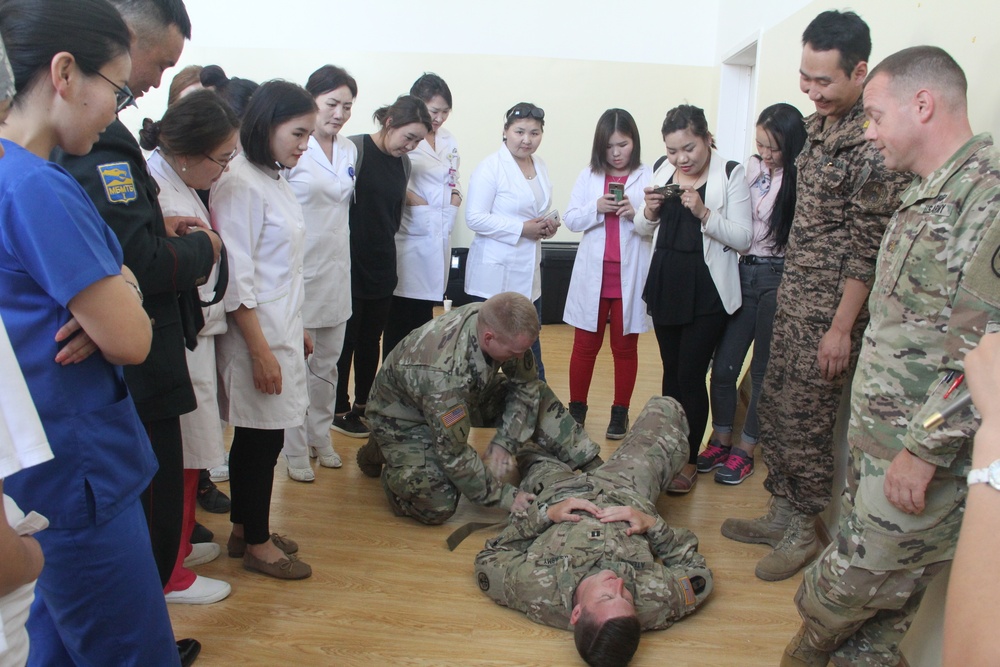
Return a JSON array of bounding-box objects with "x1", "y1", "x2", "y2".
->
[
  {"x1": 569, "y1": 297, "x2": 638, "y2": 408},
  {"x1": 163, "y1": 468, "x2": 199, "y2": 594}
]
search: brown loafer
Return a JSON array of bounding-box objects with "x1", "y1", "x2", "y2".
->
[
  {"x1": 227, "y1": 532, "x2": 299, "y2": 558},
  {"x1": 242, "y1": 552, "x2": 312, "y2": 580},
  {"x1": 666, "y1": 469, "x2": 698, "y2": 494}
]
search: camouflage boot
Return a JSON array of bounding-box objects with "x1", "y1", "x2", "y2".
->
[
  {"x1": 755, "y1": 511, "x2": 819, "y2": 582},
  {"x1": 720, "y1": 495, "x2": 793, "y2": 548},
  {"x1": 356, "y1": 436, "x2": 385, "y2": 478},
  {"x1": 779, "y1": 625, "x2": 830, "y2": 667}
]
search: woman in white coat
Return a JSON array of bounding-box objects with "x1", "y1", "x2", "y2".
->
[
  {"x1": 141, "y1": 90, "x2": 238, "y2": 603},
  {"x1": 212, "y1": 81, "x2": 316, "y2": 580},
  {"x1": 636, "y1": 104, "x2": 752, "y2": 493},
  {"x1": 281, "y1": 65, "x2": 358, "y2": 482},
  {"x1": 382, "y1": 73, "x2": 462, "y2": 357},
  {"x1": 562, "y1": 109, "x2": 652, "y2": 440},
  {"x1": 465, "y1": 102, "x2": 558, "y2": 380}
]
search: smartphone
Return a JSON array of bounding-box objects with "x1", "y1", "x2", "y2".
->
[
  {"x1": 651, "y1": 183, "x2": 682, "y2": 199},
  {"x1": 541, "y1": 209, "x2": 560, "y2": 222},
  {"x1": 608, "y1": 182, "x2": 624, "y2": 202}
]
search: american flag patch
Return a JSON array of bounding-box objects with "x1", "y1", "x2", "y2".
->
[{"x1": 440, "y1": 404, "x2": 468, "y2": 428}]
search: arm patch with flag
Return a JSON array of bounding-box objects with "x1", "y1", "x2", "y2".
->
[{"x1": 440, "y1": 404, "x2": 468, "y2": 428}]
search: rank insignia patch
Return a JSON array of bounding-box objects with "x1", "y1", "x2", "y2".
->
[
  {"x1": 440, "y1": 404, "x2": 468, "y2": 428},
  {"x1": 680, "y1": 576, "x2": 696, "y2": 605},
  {"x1": 98, "y1": 162, "x2": 137, "y2": 204}
]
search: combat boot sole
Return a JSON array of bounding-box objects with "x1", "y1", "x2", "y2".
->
[{"x1": 720, "y1": 516, "x2": 785, "y2": 548}]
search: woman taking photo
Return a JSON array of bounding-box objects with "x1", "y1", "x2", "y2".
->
[
  {"x1": 382, "y1": 73, "x2": 462, "y2": 357},
  {"x1": 636, "y1": 104, "x2": 752, "y2": 493},
  {"x1": 212, "y1": 80, "x2": 317, "y2": 580},
  {"x1": 698, "y1": 103, "x2": 806, "y2": 485},
  {"x1": 142, "y1": 89, "x2": 239, "y2": 602},
  {"x1": 563, "y1": 109, "x2": 652, "y2": 439},
  {"x1": 283, "y1": 64, "x2": 358, "y2": 480},
  {"x1": 465, "y1": 102, "x2": 556, "y2": 380},
  {"x1": 333, "y1": 95, "x2": 431, "y2": 437},
  {"x1": 0, "y1": 0, "x2": 178, "y2": 660}
]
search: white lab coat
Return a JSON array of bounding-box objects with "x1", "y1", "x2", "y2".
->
[
  {"x1": 635, "y1": 149, "x2": 752, "y2": 314},
  {"x1": 212, "y1": 154, "x2": 308, "y2": 429},
  {"x1": 395, "y1": 127, "x2": 460, "y2": 301},
  {"x1": 284, "y1": 134, "x2": 356, "y2": 328},
  {"x1": 562, "y1": 165, "x2": 653, "y2": 335},
  {"x1": 148, "y1": 150, "x2": 226, "y2": 468},
  {"x1": 464, "y1": 145, "x2": 552, "y2": 301}
]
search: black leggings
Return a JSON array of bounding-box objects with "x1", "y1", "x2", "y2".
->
[
  {"x1": 141, "y1": 416, "x2": 184, "y2": 587},
  {"x1": 382, "y1": 295, "x2": 435, "y2": 361},
  {"x1": 228, "y1": 427, "x2": 284, "y2": 545},
  {"x1": 654, "y1": 312, "x2": 730, "y2": 463},
  {"x1": 335, "y1": 295, "x2": 393, "y2": 414}
]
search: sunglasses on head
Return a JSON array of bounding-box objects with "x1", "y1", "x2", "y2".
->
[{"x1": 505, "y1": 105, "x2": 544, "y2": 122}]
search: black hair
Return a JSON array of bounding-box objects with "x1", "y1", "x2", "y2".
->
[
  {"x1": 139, "y1": 89, "x2": 239, "y2": 156},
  {"x1": 503, "y1": 102, "x2": 544, "y2": 131},
  {"x1": 590, "y1": 108, "x2": 641, "y2": 173},
  {"x1": 0, "y1": 0, "x2": 131, "y2": 102},
  {"x1": 755, "y1": 103, "x2": 806, "y2": 254},
  {"x1": 107, "y1": 0, "x2": 191, "y2": 40},
  {"x1": 201, "y1": 65, "x2": 259, "y2": 119},
  {"x1": 661, "y1": 104, "x2": 715, "y2": 148},
  {"x1": 305, "y1": 64, "x2": 357, "y2": 99},
  {"x1": 410, "y1": 72, "x2": 452, "y2": 108},
  {"x1": 239, "y1": 80, "x2": 317, "y2": 168},
  {"x1": 373, "y1": 94, "x2": 432, "y2": 133},
  {"x1": 574, "y1": 613, "x2": 641, "y2": 667},
  {"x1": 801, "y1": 10, "x2": 871, "y2": 76}
]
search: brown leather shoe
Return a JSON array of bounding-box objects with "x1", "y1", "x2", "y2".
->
[
  {"x1": 242, "y1": 552, "x2": 312, "y2": 580},
  {"x1": 227, "y1": 532, "x2": 299, "y2": 558}
]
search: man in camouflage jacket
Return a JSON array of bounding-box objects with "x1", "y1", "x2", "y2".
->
[
  {"x1": 475, "y1": 396, "x2": 712, "y2": 665},
  {"x1": 358, "y1": 292, "x2": 601, "y2": 524},
  {"x1": 782, "y1": 47, "x2": 1000, "y2": 667}
]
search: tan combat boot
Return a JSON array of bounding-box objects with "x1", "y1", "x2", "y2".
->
[
  {"x1": 720, "y1": 495, "x2": 794, "y2": 548},
  {"x1": 356, "y1": 437, "x2": 385, "y2": 478},
  {"x1": 755, "y1": 511, "x2": 819, "y2": 581},
  {"x1": 779, "y1": 625, "x2": 830, "y2": 667}
]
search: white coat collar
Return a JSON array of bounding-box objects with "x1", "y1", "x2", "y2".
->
[
  {"x1": 146, "y1": 149, "x2": 209, "y2": 220},
  {"x1": 497, "y1": 143, "x2": 550, "y2": 210},
  {"x1": 652, "y1": 148, "x2": 728, "y2": 212},
  {"x1": 304, "y1": 135, "x2": 339, "y2": 175}
]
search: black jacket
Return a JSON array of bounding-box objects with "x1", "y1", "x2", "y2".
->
[{"x1": 53, "y1": 119, "x2": 217, "y2": 422}]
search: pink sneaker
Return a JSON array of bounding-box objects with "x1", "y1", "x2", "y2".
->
[
  {"x1": 696, "y1": 442, "x2": 731, "y2": 473},
  {"x1": 714, "y1": 448, "x2": 755, "y2": 485}
]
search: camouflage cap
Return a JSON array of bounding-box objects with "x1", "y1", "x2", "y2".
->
[{"x1": 0, "y1": 35, "x2": 12, "y2": 103}]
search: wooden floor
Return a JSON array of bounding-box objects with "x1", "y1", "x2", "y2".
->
[{"x1": 168, "y1": 322, "x2": 802, "y2": 666}]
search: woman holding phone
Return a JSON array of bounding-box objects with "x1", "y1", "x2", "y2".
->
[
  {"x1": 562, "y1": 109, "x2": 652, "y2": 438},
  {"x1": 465, "y1": 102, "x2": 555, "y2": 380},
  {"x1": 636, "y1": 104, "x2": 752, "y2": 493}
]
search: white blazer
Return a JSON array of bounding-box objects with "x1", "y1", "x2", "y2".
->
[
  {"x1": 212, "y1": 154, "x2": 308, "y2": 429},
  {"x1": 635, "y1": 149, "x2": 752, "y2": 314},
  {"x1": 464, "y1": 145, "x2": 552, "y2": 301},
  {"x1": 284, "y1": 134, "x2": 356, "y2": 328},
  {"x1": 395, "y1": 127, "x2": 461, "y2": 301},
  {"x1": 562, "y1": 165, "x2": 653, "y2": 334}
]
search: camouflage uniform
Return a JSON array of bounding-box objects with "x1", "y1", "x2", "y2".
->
[
  {"x1": 795, "y1": 134, "x2": 1000, "y2": 665},
  {"x1": 474, "y1": 397, "x2": 712, "y2": 630},
  {"x1": 366, "y1": 303, "x2": 599, "y2": 524},
  {"x1": 759, "y1": 98, "x2": 910, "y2": 516}
]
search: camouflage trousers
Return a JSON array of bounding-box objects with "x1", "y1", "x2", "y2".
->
[
  {"x1": 518, "y1": 396, "x2": 690, "y2": 508},
  {"x1": 795, "y1": 448, "x2": 966, "y2": 665},
  {"x1": 759, "y1": 310, "x2": 866, "y2": 516},
  {"x1": 380, "y1": 380, "x2": 600, "y2": 525}
]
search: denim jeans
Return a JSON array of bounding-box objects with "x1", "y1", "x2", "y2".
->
[{"x1": 710, "y1": 260, "x2": 784, "y2": 443}]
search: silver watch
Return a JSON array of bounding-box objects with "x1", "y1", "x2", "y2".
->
[{"x1": 967, "y1": 459, "x2": 1000, "y2": 490}]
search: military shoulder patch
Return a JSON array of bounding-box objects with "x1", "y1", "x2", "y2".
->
[
  {"x1": 960, "y1": 217, "x2": 1000, "y2": 308},
  {"x1": 97, "y1": 162, "x2": 137, "y2": 205},
  {"x1": 440, "y1": 404, "x2": 468, "y2": 428},
  {"x1": 679, "y1": 576, "x2": 696, "y2": 606},
  {"x1": 478, "y1": 572, "x2": 490, "y2": 591}
]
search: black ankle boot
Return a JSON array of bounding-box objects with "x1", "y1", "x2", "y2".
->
[
  {"x1": 606, "y1": 405, "x2": 629, "y2": 440},
  {"x1": 568, "y1": 401, "x2": 588, "y2": 426}
]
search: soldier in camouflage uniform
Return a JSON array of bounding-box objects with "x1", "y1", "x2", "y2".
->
[
  {"x1": 721, "y1": 10, "x2": 910, "y2": 582},
  {"x1": 781, "y1": 47, "x2": 1000, "y2": 667},
  {"x1": 475, "y1": 396, "x2": 712, "y2": 666},
  {"x1": 357, "y1": 292, "x2": 601, "y2": 525}
]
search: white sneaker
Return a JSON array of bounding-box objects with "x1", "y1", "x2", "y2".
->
[
  {"x1": 165, "y1": 575, "x2": 232, "y2": 605},
  {"x1": 309, "y1": 446, "x2": 342, "y2": 469},
  {"x1": 209, "y1": 464, "x2": 229, "y2": 483},
  {"x1": 184, "y1": 541, "x2": 221, "y2": 567},
  {"x1": 287, "y1": 465, "x2": 315, "y2": 483}
]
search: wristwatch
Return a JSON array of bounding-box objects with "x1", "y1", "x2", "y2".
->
[{"x1": 967, "y1": 459, "x2": 1000, "y2": 489}]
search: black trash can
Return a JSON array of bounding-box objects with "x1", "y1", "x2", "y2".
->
[{"x1": 540, "y1": 241, "x2": 578, "y2": 324}]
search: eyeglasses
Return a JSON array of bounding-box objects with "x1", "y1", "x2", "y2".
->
[
  {"x1": 96, "y1": 71, "x2": 136, "y2": 113},
  {"x1": 204, "y1": 148, "x2": 239, "y2": 171},
  {"x1": 505, "y1": 105, "x2": 544, "y2": 122}
]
